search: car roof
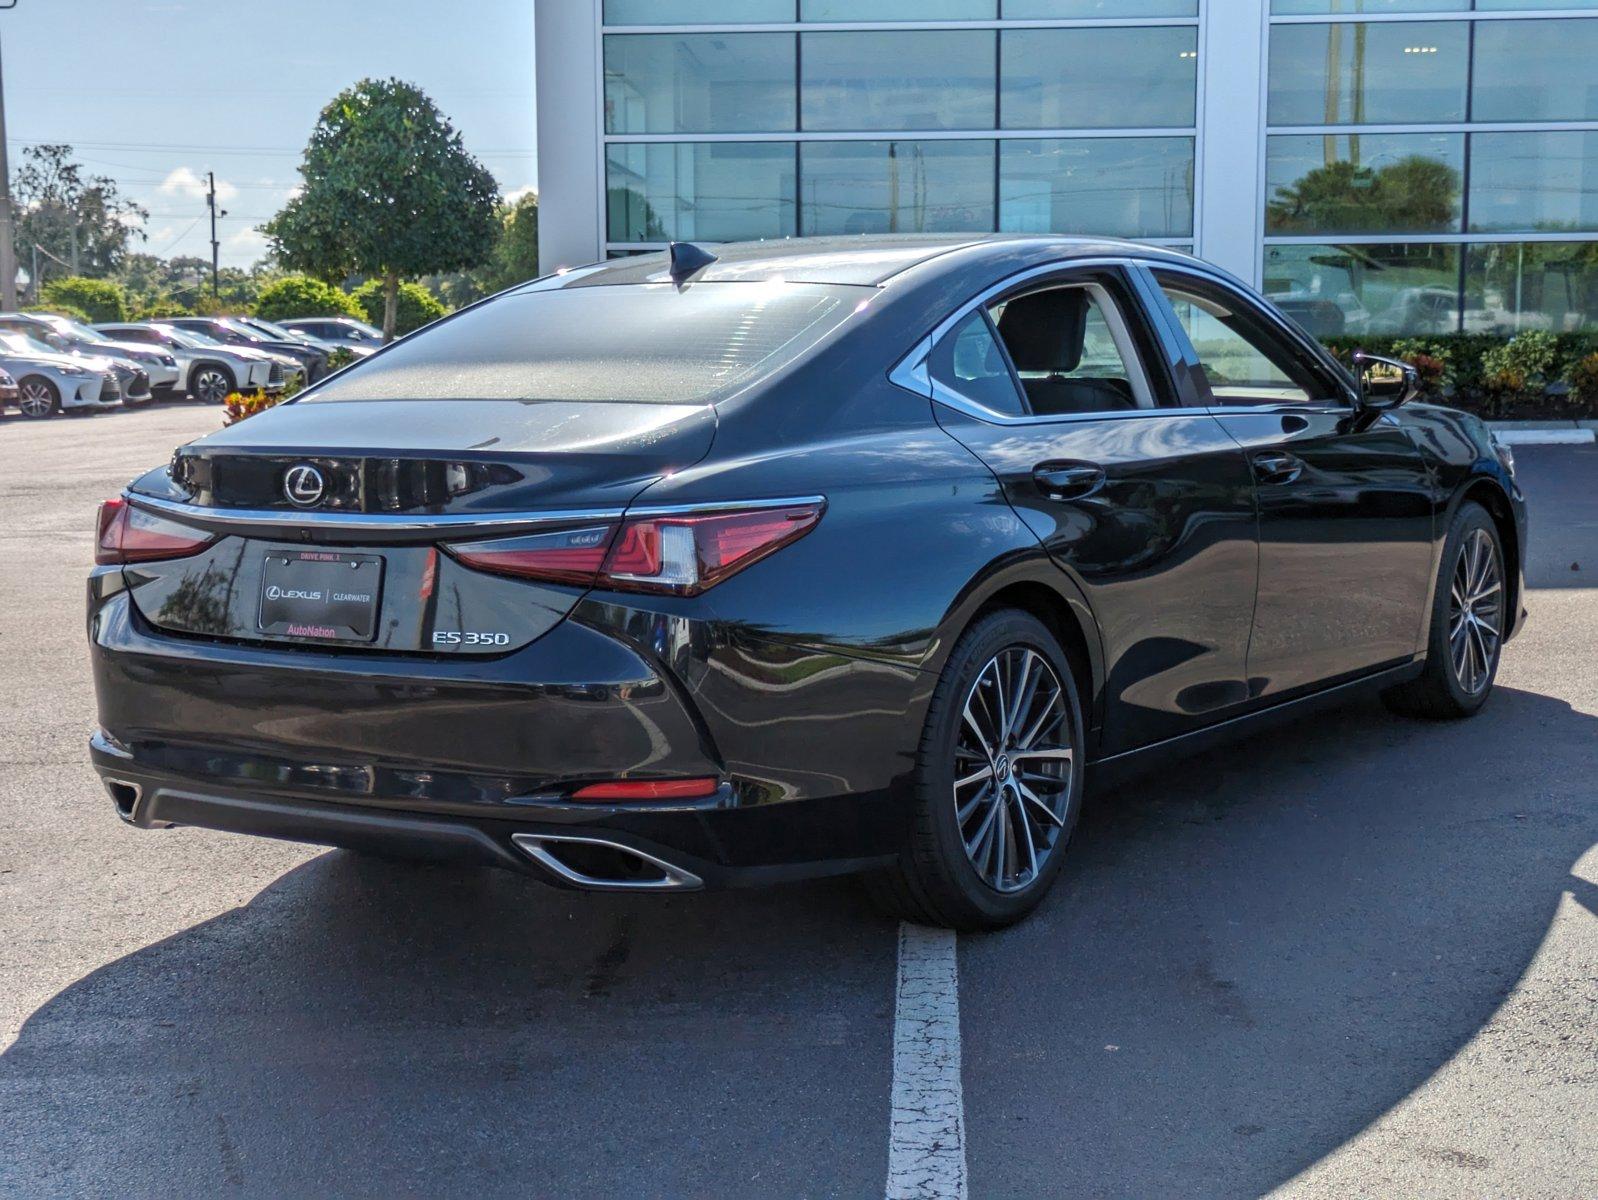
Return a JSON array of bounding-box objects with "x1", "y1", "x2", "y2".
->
[{"x1": 550, "y1": 234, "x2": 1206, "y2": 289}]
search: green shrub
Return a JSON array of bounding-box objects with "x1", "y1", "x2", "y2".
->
[
  {"x1": 1320, "y1": 331, "x2": 1598, "y2": 419},
  {"x1": 38, "y1": 277, "x2": 128, "y2": 323},
  {"x1": 26, "y1": 303, "x2": 91, "y2": 323},
  {"x1": 1482, "y1": 330, "x2": 1558, "y2": 385},
  {"x1": 132, "y1": 299, "x2": 192, "y2": 321},
  {"x1": 191, "y1": 294, "x2": 237, "y2": 317},
  {"x1": 254, "y1": 275, "x2": 360, "y2": 324},
  {"x1": 351, "y1": 279, "x2": 448, "y2": 338},
  {"x1": 1570, "y1": 353, "x2": 1598, "y2": 406}
]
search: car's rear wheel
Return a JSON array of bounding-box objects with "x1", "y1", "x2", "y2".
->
[
  {"x1": 1383, "y1": 500, "x2": 1505, "y2": 720},
  {"x1": 191, "y1": 363, "x2": 234, "y2": 405},
  {"x1": 866, "y1": 609, "x2": 1085, "y2": 931},
  {"x1": 17, "y1": 376, "x2": 60, "y2": 418}
]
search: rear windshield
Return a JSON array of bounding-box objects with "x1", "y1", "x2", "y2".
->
[{"x1": 304, "y1": 282, "x2": 864, "y2": 406}]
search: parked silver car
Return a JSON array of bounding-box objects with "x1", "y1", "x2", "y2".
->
[
  {"x1": 0, "y1": 331, "x2": 121, "y2": 417},
  {"x1": 15, "y1": 312, "x2": 182, "y2": 396},
  {"x1": 94, "y1": 323, "x2": 288, "y2": 403},
  {"x1": 0, "y1": 314, "x2": 157, "y2": 405}
]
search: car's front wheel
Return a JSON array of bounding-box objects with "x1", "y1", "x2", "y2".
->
[
  {"x1": 190, "y1": 363, "x2": 235, "y2": 405},
  {"x1": 1383, "y1": 500, "x2": 1505, "y2": 719},
  {"x1": 17, "y1": 376, "x2": 60, "y2": 418},
  {"x1": 866, "y1": 608, "x2": 1085, "y2": 931}
]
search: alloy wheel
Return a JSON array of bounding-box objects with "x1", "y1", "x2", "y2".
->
[
  {"x1": 953, "y1": 647, "x2": 1074, "y2": 894},
  {"x1": 18, "y1": 380, "x2": 55, "y2": 418},
  {"x1": 193, "y1": 369, "x2": 230, "y2": 404},
  {"x1": 1448, "y1": 527, "x2": 1502, "y2": 695}
]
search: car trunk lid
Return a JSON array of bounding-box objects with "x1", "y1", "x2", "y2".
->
[{"x1": 122, "y1": 398, "x2": 715, "y2": 654}]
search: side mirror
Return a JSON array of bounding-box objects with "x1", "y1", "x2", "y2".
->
[{"x1": 1352, "y1": 350, "x2": 1420, "y2": 413}]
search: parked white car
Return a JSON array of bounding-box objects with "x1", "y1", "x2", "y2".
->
[
  {"x1": 15, "y1": 313, "x2": 182, "y2": 395},
  {"x1": 0, "y1": 331, "x2": 121, "y2": 418},
  {"x1": 94, "y1": 322, "x2": 287, "y2": 403}
]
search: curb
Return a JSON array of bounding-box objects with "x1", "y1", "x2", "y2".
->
[{"x1": 1485, "y1": 421, "x2": 1597, "y2": 446}]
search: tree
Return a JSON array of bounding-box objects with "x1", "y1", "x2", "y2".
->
[
  {"x1": 13, "y1": 145, "x2": 148, "y2": 287},
  {"x1": 263, "y1": 79, "x2": 499, "y2": 341},
  {"x1": 255, "y1": 275, "x2": 360, "y2": 323},
  {"x1": 40, "y1": 276, "x2": 129, "y2": 322},
  {"x1": 438, "y1": 191, "x2": 540, "y2": 307},
  {"x1": 351, "y1": 279, "x2": 447, "y2": 336},
  {"x1": 1267, "y1": 155, "x2": 1460, "y2": 235}
]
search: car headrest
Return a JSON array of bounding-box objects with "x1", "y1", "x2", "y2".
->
[{"x1": 996, "y1": 289, "x2": 1088, "y2": 374}]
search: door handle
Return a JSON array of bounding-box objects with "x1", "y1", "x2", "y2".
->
[
  {"x1": 1251, "y1": 451, "x2": 1304, "y2": 485},
  {"x1": 1032, "y1": 462, "x2": 1106, "y2": 501}
]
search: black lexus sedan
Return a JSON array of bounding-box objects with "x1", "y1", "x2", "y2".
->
[{"x1": 87, "y1": 236, "x2": 1527, "y2": 929}]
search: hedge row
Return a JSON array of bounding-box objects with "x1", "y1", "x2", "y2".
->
[{"x1": 1321, "y1": 331, "x2": 1598, "y2": 420}]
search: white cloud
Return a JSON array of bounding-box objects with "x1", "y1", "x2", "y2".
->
[
  {"x1": 159, "y1": 166, "x2": 238, "y2": 204},
  {"x1": 502, "y1": 185, "x2": 538, "y2": 206},
  {"x1": 224, "y1": 226, "x2": 269, "y2": 262}
]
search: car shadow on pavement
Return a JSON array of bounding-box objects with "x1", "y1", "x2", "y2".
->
[
  {"x1": 3, "y1": 687, "x2": 1593, "y2": 1198},
  {"x1": 961, "y1": 684, "x2": 1598, "y2": 1197},
  {"x1": 1, "y1": 852, "x2": 898, "y2": 1197}
]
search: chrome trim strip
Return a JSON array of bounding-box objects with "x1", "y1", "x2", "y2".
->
[
  {"x1": 125, "y1": 492, "x2": 828, "y2": 536},
  {"x1": 126, "y1": 493, "x2": 627, "y2": 535},
  {"x1": 625, "y1": 494, "x2": 827, "y2": 518},
  {"x1": 511, "y1": 833, "x2": 703, "y2": 892}
]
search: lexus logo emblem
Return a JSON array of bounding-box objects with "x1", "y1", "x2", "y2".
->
[{"x1": 283, "y1": 464, "x2": 326, "y2": 507}]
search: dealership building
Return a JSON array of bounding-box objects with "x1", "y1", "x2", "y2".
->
[{"x1": 534, "y1": 1, "x2": 1598, "y2": 336}]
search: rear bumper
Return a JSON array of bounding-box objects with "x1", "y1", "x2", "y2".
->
[
  {"x1": 90, "y1": 732, "x2": 895, "y2": 890},
  {"x1": 87, "y1": 584, "x2": 914, "y2": 886}
]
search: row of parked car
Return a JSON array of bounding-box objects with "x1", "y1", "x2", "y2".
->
[{"x1": 0, "y1": 312, "x2": 386, "y2": 419}]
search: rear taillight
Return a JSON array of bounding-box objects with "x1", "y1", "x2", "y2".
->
[
  {"x1": 444, "y1": 501, "x2": 823, "y2": 596},
  {"x1": 445, "y1": 523, "x2": 618, "y2": 587},
  {"x1": 95, "y1": 498, "x2": 216, "y2": 566}
]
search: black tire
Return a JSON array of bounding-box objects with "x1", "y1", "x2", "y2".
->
[
  {"x1": 865, "y1": 609, "x2": 1086, "y2": 931},
  {"x1": 17, "y1": 376, "x2": 60, "y2": 419},
  {"x1": 1382, "y1": 500, "x2": 1505, "y2": 720},
  {"x1": 190, "y1": 362, "x2": 235, "y2": 405}
]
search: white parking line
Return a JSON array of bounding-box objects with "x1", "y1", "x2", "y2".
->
[{"x1": 887, "y1": 923, "x2": 967, "y2": 1200}]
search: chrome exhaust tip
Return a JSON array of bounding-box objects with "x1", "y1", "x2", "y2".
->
[
  {"x1": 511, "y1": 833, "x2": 703, "y2": 891},
  {"x1": 104, "y1": 779, "x2": 143, "y2": 824}
]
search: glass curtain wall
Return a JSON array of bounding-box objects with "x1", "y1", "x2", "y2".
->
[
  {"x1": 1265, "y1": 4, "x2": 1598, "y2": 335},
  {"x1": 601, "y1": 2, "x2": 1200, "y2": 254}
]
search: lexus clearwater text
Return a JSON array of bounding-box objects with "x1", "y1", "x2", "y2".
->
[{"x1": 87, "y1": 236, "x2": 1527, "y2": 929}]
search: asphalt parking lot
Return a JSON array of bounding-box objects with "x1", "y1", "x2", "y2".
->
[{"x1": 1, "y1": 404, "x2": 1594, "y2": 1199}]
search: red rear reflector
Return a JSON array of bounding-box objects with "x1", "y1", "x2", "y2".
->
[
  {"x1": 571, "y1": 778, "x2": 720, "y2": 802},
  {"x1": 95, "y1": 498, "x2": 216, "y2": 566}
]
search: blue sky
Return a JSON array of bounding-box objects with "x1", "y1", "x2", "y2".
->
[{"x1": 1, "y1": 0, "x2": 536, "y2": 268}]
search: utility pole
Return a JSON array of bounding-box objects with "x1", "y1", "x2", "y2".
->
[
  {"x1": 0, "y1": 21, "x2": 19, "y2": 312},
  {"x1": 207, "y1": 170, "x2": 224, "y2": 296}
]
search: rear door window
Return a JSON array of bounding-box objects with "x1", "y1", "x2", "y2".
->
[
  {"x1": 928, "y1": 281, "x2": 1154, "y2": 420},
  {"x1": 929, "y1": 310, "x2": 1027, "y2": 418}
]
